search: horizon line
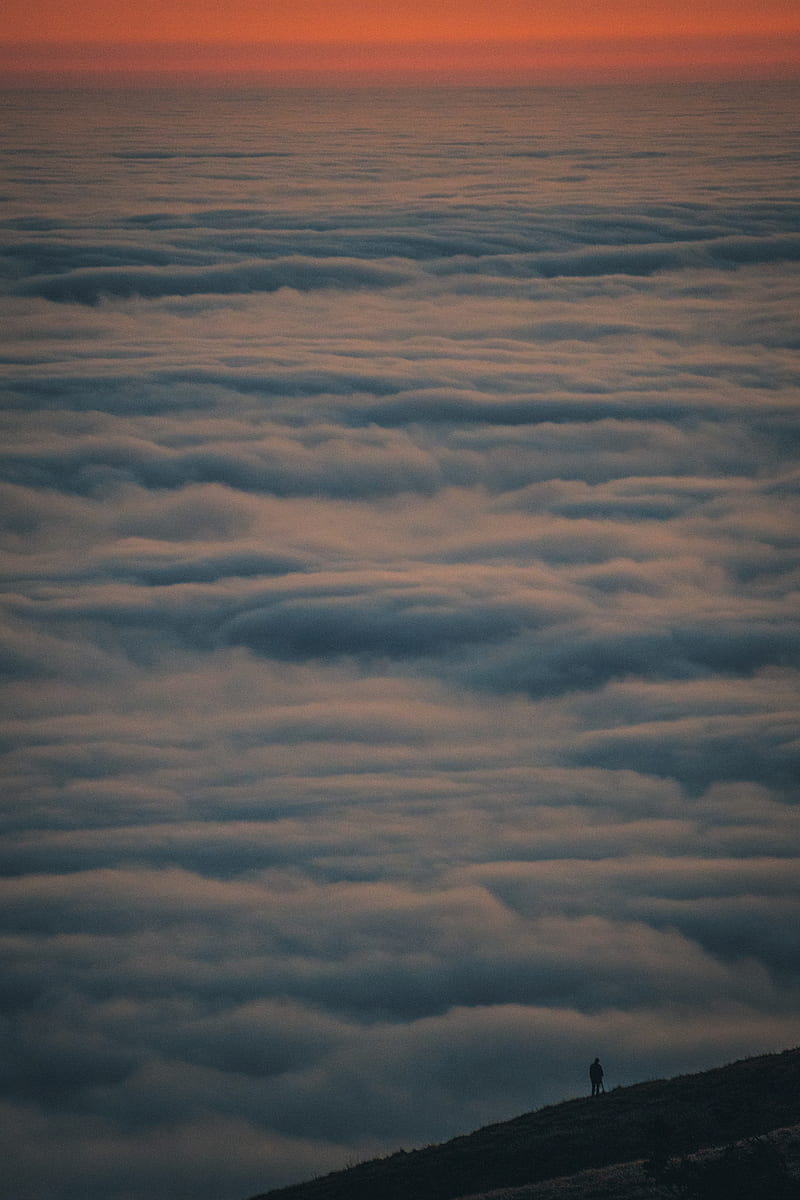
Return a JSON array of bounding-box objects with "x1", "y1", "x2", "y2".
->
[{"x1": 3, "y1": 33, "x2": 799, "y2": 87}]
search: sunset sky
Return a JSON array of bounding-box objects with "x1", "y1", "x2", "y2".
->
[
  {"x1": 3, "y1": 0, "x2": 800, "y2": 82},
  {"x1": 2, "y1": 0, "x2": 800, "y2": 1191}
]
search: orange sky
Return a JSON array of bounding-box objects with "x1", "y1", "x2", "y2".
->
[{"x1": 3, "y1": 0, "x2": 800, "y2": 82}]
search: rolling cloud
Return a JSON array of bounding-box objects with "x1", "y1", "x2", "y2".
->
[{"x1": 1, "y1": 80, "x2": 799, "y2": 1200}]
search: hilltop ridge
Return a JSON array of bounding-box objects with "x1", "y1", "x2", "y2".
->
[{"x1": 248, "y1": 1046, "x2": 800, "y2": 1200}]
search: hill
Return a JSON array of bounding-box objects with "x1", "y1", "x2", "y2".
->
[
  {"x1": 456, "y1": 1120, "x2": 800, "y2": 1200},
  {"x1": 247, "y1": 1046, "x2": 800, "y2": 1200}
]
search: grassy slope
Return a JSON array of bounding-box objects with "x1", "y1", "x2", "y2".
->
[
  {"x1": 248, "y1": 1046, "x2": 800, "y2": 1200},
  {"x1": 460, "y1": 1123, "x2": 800, "y2": 1200}
]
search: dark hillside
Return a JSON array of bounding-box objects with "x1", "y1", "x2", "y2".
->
[{"x1": 248, "y1": 1046, "x2": 800, "y2": 1200}]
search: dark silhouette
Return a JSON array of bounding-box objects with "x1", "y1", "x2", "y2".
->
[
  {"x1": 590, "y1": 1056, "x2": 605, "y2": 1096},
  {"x1": 645, "y1": 1135, "x2": 796, "y2": 1200},
  {"x1": 247, "y1": 1046, "x2": 800, "y2": 1200}
]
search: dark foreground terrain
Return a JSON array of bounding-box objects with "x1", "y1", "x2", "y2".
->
[{"x1": 247, "y1": 1046, "x2": 800, "y2": 1200}]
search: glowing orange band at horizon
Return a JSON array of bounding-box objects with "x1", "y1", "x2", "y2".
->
[
  {"x1": 2, "y1": 0, "x2": 799, "y2": 83},
  {"x1": 4, "y1": 0, "x2": 800, "y2": 46}
]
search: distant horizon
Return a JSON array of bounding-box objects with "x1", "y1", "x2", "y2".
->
[
  {"x1": 6, "y1": 0, "x2": 799, "y2": 84},
  {"x1": 2, "y1": 33, "x2": 799, "y2": 87}
]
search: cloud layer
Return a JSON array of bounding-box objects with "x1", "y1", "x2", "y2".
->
[{"x1": 1, "y1": 81, "x2": 799, "y2": 1200}]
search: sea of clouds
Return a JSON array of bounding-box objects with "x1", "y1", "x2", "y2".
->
[{"x1": 1, "y1": 81, "x2": 799, "y2": 1200}]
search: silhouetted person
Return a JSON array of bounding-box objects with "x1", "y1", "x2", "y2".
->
[{"x1": 589, "y1": 1057, "x2": 604, "y2": 1096}]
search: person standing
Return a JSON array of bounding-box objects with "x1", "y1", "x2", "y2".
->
[{"x1": 589, "y1": 1057, "x2": 605, "y2": 1096}]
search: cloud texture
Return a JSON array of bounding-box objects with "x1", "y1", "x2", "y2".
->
[{"x1": 1, "y1": 81, "x2": 799, "y2": 1200}]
